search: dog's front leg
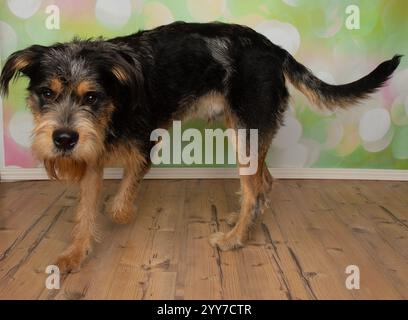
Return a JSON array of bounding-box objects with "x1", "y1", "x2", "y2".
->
[
  {"x1": 109, "y1": 157, "x2": 149, "y2": 224},
  {"x1": 56, "y1": 164, "x2": 103, "y2": 273}
]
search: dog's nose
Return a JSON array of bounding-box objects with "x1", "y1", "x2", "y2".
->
[{"x1": 52, "y1": 129, "x2": 79, "y2": 151}]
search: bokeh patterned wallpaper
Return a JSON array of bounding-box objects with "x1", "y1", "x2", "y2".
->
[{"x1": 0, "y1": 0, "x2": 407, "y2": 170}]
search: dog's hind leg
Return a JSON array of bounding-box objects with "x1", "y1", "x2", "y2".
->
[
  {"x1": 109, "y1": 147, "x2": 150, "y2": 224},
  {"x1": 210, "y1": 137, "x2": 272, "y2": 250},
  {"x1": 226, "y1": 162, "x2": 273, "y2": 227},
  {"x1": 56, "y1": 163, "x2": 103, "y2": 273}
]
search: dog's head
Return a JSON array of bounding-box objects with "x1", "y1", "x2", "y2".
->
[{"x1": 0, "y1": 40, "x2": 141, "y2": 180}]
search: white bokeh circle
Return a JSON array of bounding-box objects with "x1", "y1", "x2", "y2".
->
[
  {"x1": 315, "y1": 71, "x2": 336, "y2": 85},
  {"x1": 273, "y1": 115, "x2": 302, "y2": 149},
  {"x1": 269, "y1": 143, "x2": 309, "y2": 167},
  {"x1": 282, "y1": 0, "x2": 298, "y2": 7},
  {"x1": 359, "y1": 108, "x2": 391, "y2": 143},
  {"x1": 187, "y1": 0, "x2": 226, "y2": 22},
  {"x1": 255, "y1": 20, "x2": 300, "y2": 55},
  {"x1": 390, "y1": 95, "x2": 408, "y2": 126},
  {"x1": 0, "y1": 21, "x2": 18, "y2": 60},
  {"x1": 362, "y1": 128, "x2": 393, "y2": 153},
  {"x1": 95, "y1": 0, "x2": 132, "y2": 29},
  {"x1": 142, "y1": 2, "x2": 174, "y2": 29},
  {"x1": 313, "y1": 4, "x2": 343, "y2": 38},
  {"x1": 7, "y1": 0, "x2": 42, "y2": 19},
  {"x1": 390, "y1": 68, "x2": 408, "y2": 98},
  {"x1": 332, "y1": 40, "x2": 368, "y2": 79},
  {"x1": 9, "y1": 111, "x2": 34, "y2": 148}
]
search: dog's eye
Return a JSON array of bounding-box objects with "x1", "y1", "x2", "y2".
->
[
  {"x1": 40, "y1": 88, "x2": 55, "y2": 100},
  {"x1": 84, "y1": 92, "x2": 98, "y2": 105}
]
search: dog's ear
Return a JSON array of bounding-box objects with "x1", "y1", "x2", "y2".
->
[
  {"x1": 0, "y1": 45, "x2": 47, "y2": 96},
  {"x1": 97, "y1": 44, "x2": 146, "y2": 107},
  {"x1": 108, "y1": 47, "x2": 143, "y2": 91},
  {"x1": 110, "y1": 53, "x2": 138, "y2": 86}
]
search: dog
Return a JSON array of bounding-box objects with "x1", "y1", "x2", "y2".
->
[{"x1": 0, "y1": 21, "x2": 401, "y2": 273}]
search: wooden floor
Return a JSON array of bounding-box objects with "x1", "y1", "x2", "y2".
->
[{"x1": 0, "y1": 178, "x2": 407, "y2": 300}]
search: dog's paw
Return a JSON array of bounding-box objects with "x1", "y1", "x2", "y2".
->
[
  {"x1": 109, "y1": 204, "x2": 133, "y2": 225},
  {"x1": 225, "y1": 212, "x2": 239, "y2": 226},
  {"x1": 55, "y1": 247, "x2": 88, "y2": 274},
  {"x1": 110, "y1": 209, "x2": 133, "y2": 224},
  {"x1": 209, "y1": 231, "x2": 243, "y2": 251}
]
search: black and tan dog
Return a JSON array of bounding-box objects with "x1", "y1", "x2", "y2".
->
[{"x1": 0, "y1": 22, "x2": 401, "y2": 272}]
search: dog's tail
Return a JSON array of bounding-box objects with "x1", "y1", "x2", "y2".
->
[{"x1": 282, "y1": 51, "x2": 402, "y2": 110}]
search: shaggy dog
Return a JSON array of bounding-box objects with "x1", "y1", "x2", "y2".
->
[{"x1": 0, "y1": 21, "x2": 401, "y2": 272}]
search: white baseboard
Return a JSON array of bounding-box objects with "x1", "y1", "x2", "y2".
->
[{"x1": 1, "y1": 167, "x2": 408, "y2": 181}]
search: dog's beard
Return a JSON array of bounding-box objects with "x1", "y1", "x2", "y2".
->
[
  {"x1": 31, "y1": 114, "x2": 106, "y2": 181},
  {"x1": 31, "y1": 128, "x2": 89, "y2": 181},
  {"x1": 43, "y1": 157, "x2": 87, "y2": 181}
]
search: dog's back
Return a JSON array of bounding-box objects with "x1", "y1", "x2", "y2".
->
[{"x1": 111, "y1": 21, "x2": 401, "y2": 129}]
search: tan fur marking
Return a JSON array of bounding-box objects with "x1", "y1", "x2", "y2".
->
[
  {"x1": 50, "y1": 78, "x2": 63, "y2": 94},
  {"x1": 13, "y1": 57, "x2": 30, "y2": 71},
  {"x1": 210, "y1": 162, "x2": 269, "y2": 250},
  {"x1": 56, "y1": 165, "x2": 103, "y2": 273},
  {"x1": 76, "y1": 80, "x2": 95, "y2": 97},
  {"x1": 74, "y1": 116, "x2": 105, "y2": 162},
  {"x1": 106, "y1": 143, "x2": 148, "y2": 224},
  {"x1": 298, "y1": 83, "x2": 322, "y2": 107},
  {"x1": 31, "y1": 113, "x2": 59, "y2": 163},
  {"x1": 112, "y1": 66, "x2": 128, "y2": 83},
  {"x1": 43, "y1": 158, "x2": 87, "y2": 181},
  {"x1": 210, "y1": 114, "x2": 273, "y2": 250},
  {"x1": 294, "y1": 82, "x2": 358, "y2": 110}
]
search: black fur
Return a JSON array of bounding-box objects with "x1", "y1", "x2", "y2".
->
[
  {"x1": 0, "y1": 21, "x2": 402, "y2": 158},
  {"x1": 283, "y1": 53, "x2": 402, "y2": 108}
]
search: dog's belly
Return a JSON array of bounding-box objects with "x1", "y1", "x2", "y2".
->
[{"x1": 176, "y1": 91, "x2": 227, "y2": 123}]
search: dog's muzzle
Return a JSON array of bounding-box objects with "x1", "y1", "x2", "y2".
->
[{"x1": 52, "y1": 128, "x2": 79, "y2": 151}]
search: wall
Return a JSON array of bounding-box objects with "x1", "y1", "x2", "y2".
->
[{"x1": 1, "y1": 0, "x2": 407, "y2": 179}]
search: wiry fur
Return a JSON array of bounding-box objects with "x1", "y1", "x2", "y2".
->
[
  {"x1": 282, "y1": 53, "x2": 402, "y2": 109},
  {"x1": 0, "y1": 21, "x2": 401, "y2": 273}
]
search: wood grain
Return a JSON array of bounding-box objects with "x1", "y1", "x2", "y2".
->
[{"x1": 0, "y1": 179, "x2": 407, "y2": 299}]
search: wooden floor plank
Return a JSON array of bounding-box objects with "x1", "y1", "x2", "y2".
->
[
  {"x1": 326, "y1": 182, "x2": 408, "y2": 299},
  {"x1": 0, "y1": 181, "x2": 67, "y2": 257},
  {"x1": 289, "y1": 180, "x2": 403, "y2": 299},
  {"x1": 39, "y1": 180, "x2": 135, "y2": 300},
  {"x1": 178, "y1": 180, "x2": 222, "y2": 299},
  {"x1": 219, "y1": 180, "x2": 293, "y2": 299},
  {"x1": 0, "y1": 178, "x2": 407, "y2": 300},
  {"x1": 141, "y1": 180, "x2": 185, "y2": 300},
  {"x1": 0, "y1": 186, "x2": 77, "y2": 299},
  {"x1": 266, "y1": 181, "x2": 355, "y2": 299}
]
